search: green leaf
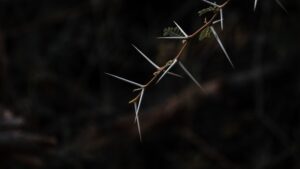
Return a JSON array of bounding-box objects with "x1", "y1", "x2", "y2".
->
[
  {"x1": 163, "y1": 27, "x2": 183, "y2": 37},
  {"x1": 199, "y1": 27, "x2": 212, "y2": 41},
  {"x1": 198, "y1": 6, "x2": 217, "y2": 17}
]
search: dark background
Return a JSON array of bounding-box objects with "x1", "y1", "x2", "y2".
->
[{"x1": 0, "y1": 0, "x2": 299, "y2": 168}]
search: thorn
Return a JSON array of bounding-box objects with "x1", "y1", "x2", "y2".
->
[
  {"x1": 210, "y1": 26, "x2": 235, "y2": 69},
  {"x1": 178, "y1": 61, "x2": 206, "y2": 93},
  {"x1": 220, "y1": 9, "x2": 224, "y2": 30},
  {"x1": 133, "y1": 102, "x2": 142, "y2": 142},
  {"x1": 134, "y1": 89, "x2": 144, "y2": 142},
  {"x1": 132, "y1": 44, "x2": 181, "y2": 78},
  {"x1": 254, "y1": 0, "x2": 258, "y2": 11},
  {"x1": 173, "y1": 21, "x2": 188, "y2": 37},
  {"x1": 105, "y1": 73, "x2": 144, "y2": 87},
  {"x1": 132, "y1": 44, "x2": 159, "y2": 69},
  {"x1": 275, "y1": 0, "x2": 288, "y2": 14}
]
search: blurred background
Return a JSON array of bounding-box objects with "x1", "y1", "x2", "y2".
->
[{"x1": 0, "y1": 0, "x2": 299, "y2": 168}]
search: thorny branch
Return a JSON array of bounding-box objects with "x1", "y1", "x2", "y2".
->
[{"x1": 105, "y1": 0, "x2": 288, "y2": 140}]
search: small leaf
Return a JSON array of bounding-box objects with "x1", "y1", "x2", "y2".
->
[
  {"x1": 198, "y1": 6, "x2": 217, "y2": 17},
  {"x1": 199, "y1": 27, "x2": 212, "y2": 41},
  {"x1": 163, "y1": 27, "x2": 183, "y2": 37}
]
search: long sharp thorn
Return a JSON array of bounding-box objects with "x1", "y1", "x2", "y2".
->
[
  {"x1": 275, "y1": 0, "x2": 288, "y2": 14},
  {"x1": 173, "y1": 21, "x2": 188, "y2": 37},
  {"x1": 220, "y1": 9, "x2": 224, "y2": 30},
  {"x1": 105, "y1": 73, "x2": 143, "y2": 87},
  {"x1": 156, "y1": 59, "x2": 177, "y2": 84},
  {"x1": 135, "y1": 89, "x2": 144, "y2": 122},
  {"x1": 178, "y1": 61, "x2": 206, "y2": 92},
  {"x1": 132, "y1": 44, "x2": 159, "y2": 69},
  {"x1": 202, "y1": 0, "x2": 220, "y2": 7},
  {"x1": 136, "y1": 89, "x2": 144, "y2": 141},
  {"x1": 133, "y1": 102, "x2": 142, "y2": 141},
  {"x1": 254, "y1": 0, "x2": 258, "y2": 11},
  {"x1": 210, "y1": 26, "x2": 235, "y2": 69},
  {"x1": 136, "y1": 114, "x2": 142, "y2": 141}
]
